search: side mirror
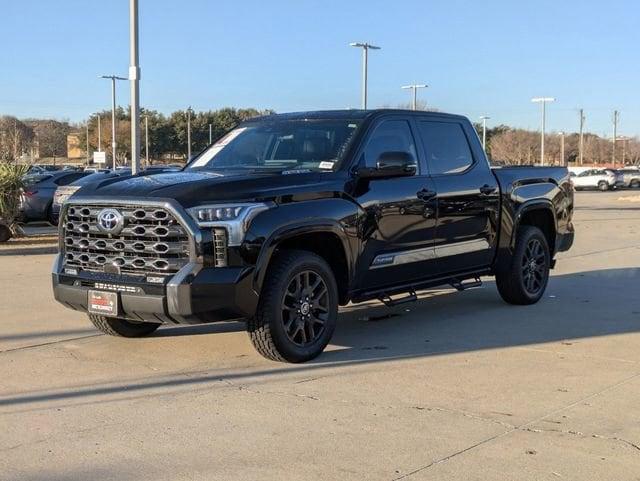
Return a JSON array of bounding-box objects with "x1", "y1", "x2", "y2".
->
[{"x1": 358, "y1": 151, "x2": 417, "y2": 179}]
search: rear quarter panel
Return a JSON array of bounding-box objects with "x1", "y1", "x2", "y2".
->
[{"x1": 492, "y1": 166, "x2": 574, "y2": 254}]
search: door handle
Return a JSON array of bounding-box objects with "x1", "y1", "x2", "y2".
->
[
  {"x1": 479, "y1": 184, "x2": 497, "y2": 195},
  {"x1": 417, "y1": 188, "x2": 437, "y2": 201}
]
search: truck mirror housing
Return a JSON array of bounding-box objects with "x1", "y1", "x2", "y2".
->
[{"x1": 358, "y1": 151, "x2": 417, "y2": 179}]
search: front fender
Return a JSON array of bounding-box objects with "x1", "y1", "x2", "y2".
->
[{"x1": 243, "y1": 199, "x2": 360, "y2": 294}]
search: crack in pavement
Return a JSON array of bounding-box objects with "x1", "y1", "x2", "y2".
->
[
  {"x1": 0, "y1": 334, "x2": 103, "y2": 354},
  {"x1": 521, "y1": 427, "x2": 640, "y2": 452},
  {"x1": 393, "y1": 369, "x2": 640, "y2": 480}
]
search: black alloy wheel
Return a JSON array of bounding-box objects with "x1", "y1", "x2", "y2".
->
[
  {"x1": 281, "y1": 270, "x2": 329, "y2": 347},
  {"x1": 521, "y1": 238, "x2": 546, "y2": 295}
]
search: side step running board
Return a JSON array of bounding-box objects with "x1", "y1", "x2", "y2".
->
[
  {"x1": 449, "y1": 277, "x2": 483, "y2": 291},
  {"x1": 378, "y1": 290, "x2": 417, "y2": 307}
]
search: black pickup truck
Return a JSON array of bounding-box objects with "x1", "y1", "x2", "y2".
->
[{"x1": 52, "y1": 110, "x2": 574, "y2": 362}]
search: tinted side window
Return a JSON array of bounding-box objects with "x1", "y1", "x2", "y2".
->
[
  {"x1": 418, "y1": 121, "x2": 473, "y2": 175},
  {"x1": 363, "y1": 120, "x2": 417, "y2": 168},
  {"x1": 55, "y1": 173, "x2": 83, "y2": 186}
]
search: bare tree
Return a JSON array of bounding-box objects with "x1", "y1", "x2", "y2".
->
[{"x1": 0, "y1": 116, "x2": 34, "y2": 162}]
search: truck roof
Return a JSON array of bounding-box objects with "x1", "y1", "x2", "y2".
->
[{"x1": 249, "y1": 109, "x2": 469, "y2": 123}]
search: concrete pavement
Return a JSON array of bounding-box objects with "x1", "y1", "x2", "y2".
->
[{"x1": 1, "y1": 191, "x2": 640, "y2": 480}]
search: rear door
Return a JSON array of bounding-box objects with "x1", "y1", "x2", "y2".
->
[{"x1": 416, "y1": 118, "x2": 500, "y2": 275}]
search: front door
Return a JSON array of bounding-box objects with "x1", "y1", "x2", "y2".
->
[{"x1": 351, "y1": 118, "x2": 438, "y2": 290}]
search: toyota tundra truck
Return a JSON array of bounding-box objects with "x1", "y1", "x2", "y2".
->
[{"x1": 52, "y1": 110, "x2": 574, "y2": 362}]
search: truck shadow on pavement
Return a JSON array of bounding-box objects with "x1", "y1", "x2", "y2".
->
[{"x1": 1, "y1": 267, "x2": 639, "y2": 409}]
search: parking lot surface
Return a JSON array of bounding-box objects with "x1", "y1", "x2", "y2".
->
[{"x1": 2, "y1": 191, "x2": 640, "y2": 480}]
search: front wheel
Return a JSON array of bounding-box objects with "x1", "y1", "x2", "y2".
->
[
  {"x1": 630, "y1": 179, "x2": 640, "y2": 189},
  {"x1": 495, "y1": 226, "x2": 550, "y2": 305},
  {"x1": 598, "y1": 181, "x2": 609, "y2": 191},
  {"x1": 248, "y1": 250, "x2": 338, "y2": 363},
  {"x1": 88, "y1": 314, "x2": 160, "y2": 337}
]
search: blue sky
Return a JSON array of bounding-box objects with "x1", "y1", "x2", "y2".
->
[{"x1": 1, "y1": 0, "x2": 638, "y2": 136}]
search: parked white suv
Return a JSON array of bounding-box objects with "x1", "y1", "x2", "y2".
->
[{"x1": 571, "y1": 169, "x2": 618, "y2": 191}]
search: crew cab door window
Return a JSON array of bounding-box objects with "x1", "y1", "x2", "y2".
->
[
  {"x1": 362, "y1": 120, "x2": 417, "y2": 169},
  {"x1": 417, "y1": 121, "x2": 473, "y2": 175}
]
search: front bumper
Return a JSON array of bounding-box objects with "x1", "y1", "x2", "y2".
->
[{"x1": 52, "y1": 256, "x2": 259, "y2": 324}]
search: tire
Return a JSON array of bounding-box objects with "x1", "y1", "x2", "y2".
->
[
  {"x1": 46, "y1": 204, "x2": 57, "y2": 227},
  {"x1": 598, "y1": 181, "x2": 609, "y2": 192},
  {"x1": 0, "y1": 224, "x2": 11, "y2": 243},
  {"x1": 88, "y1": 314, "x2": 160, "y2": 337},
  {"x1": 248, "y1": 250, "x2": 338, "y2": 363},
  {"x1": 631, "y1": 180, "x2": 640, "y2": 189},
  {"x1": 495, "y1": 226, "x2": 551, "y2": 305}
]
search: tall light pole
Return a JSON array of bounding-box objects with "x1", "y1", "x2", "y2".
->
[
  {"x1": 209, "y1": 123, "x2": 213, "y2": 144},
  {"x1": 612, "y1": 110, "x2": 619, "y2": 167},
  {"x1": 578, "y1": 108, "x2": 585, "y2": 165},
  {"x1": 401, "y1": 84, "x2": 428, "y2": 110},
  {"x1": 86, "y1": 123, "x2": 90, "y2": 165},
  {"x1": 349, "y1": 42, "x2": 381, "y2": 109},
  {"x1": 186, "y1": 106, "x2": 193, "y2": 160},
  {"x1": 479, "y1": 116, "x2": 491, "y2": 151},
  {"x1": 97, "y1": 115, "x2": 102, "y2": 152},
  {"x1": 531, "y1": 97, "x2": 556, "y2": 166},
  {"x1": 144, "y1": 115, "x2": 149, "y2": 166},
  {"x1": 559, "y1": 131, "x2": 565, "y2": 166},
  {"x1": 100, "y1": 75, "x2": 126, "y2": 170},
  {"x1": 129, "y1": 0, "x2": 141, "y2": 175}
]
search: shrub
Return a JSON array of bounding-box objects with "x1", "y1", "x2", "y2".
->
[{"x1": 0, "y1": 163, "x2": 29, "y2": 239}]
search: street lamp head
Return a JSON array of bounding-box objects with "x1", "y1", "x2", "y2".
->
[
  {"x1": 350, "y1": 42, "x2": 381, "y2": 50},
  {"x1": 531, "y1": 97, "x2": 556, "y2": 103},
  {"x1": 480, "y1": 115, "x2": 491, "y2": 120},
  {"x1": 401, "y1": 84, "x2": 428, "y2": 90}
]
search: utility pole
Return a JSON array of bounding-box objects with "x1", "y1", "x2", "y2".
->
[
  {"x1": 144, "y1": 115, "x2": 149, "y2": 166},
  {"x1": 531, "y1": 97, "x2": 555, "y2": 166},
  {"x1": 578, "y1": 108, "x2": 585, "y2": 165},
  {"x1": 559, "y1": 131, "x2": 565, "y2": 166},
  {"x1": 100, "y1": 75, "x2": 126, "y2": 169},
  {"x1": 479, "y1": 116, "x2": 490, "y2": 151},
  {"x1": 349, "y1": 42, "x2": 381, "y2": 109},
  {"x1": 401, "y1": 84, "x2": 428, "y2": 110},
  {"x1": 209, "y1": 123, "x2": 212, "y2": 144},
  {"x1": 612, "y1": 110, "x2": 619, "y2": 167},
  {"x1": 97, "y1": 115, "x2": 102, "y2": 152},
  {"x1": 186, "y1": 106, "x2": 193, "y2": 160},
  {"x1": 129, "y1": 0, "x2": 141, "y2": 175}
]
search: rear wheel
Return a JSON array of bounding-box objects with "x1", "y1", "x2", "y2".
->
[
  {"x1": 0, "y1": 224, "x2": 11, "y2": 242},
  {"x1": 631, "y1": 179, "x2": 640, "y2": 189},
  {"x1": 88, "y1": 314, "x2": 160, "y2": 337},
  {"x1": 496, "y1": 226, "x2": 550, "y2": 305},
  {"x1": 248, "y1": 250, "x2": 338, "y2": 363},
  {"x1": 598, "y1": 181, "x2": 609, "y2": 191}
]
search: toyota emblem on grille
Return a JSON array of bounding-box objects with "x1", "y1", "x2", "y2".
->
[{"x1": 97, "y1": 208, "x2": 124, "y2": 234}]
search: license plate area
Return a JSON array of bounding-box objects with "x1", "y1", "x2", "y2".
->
[{"x1": 88, "y1": 290, "x2": 119, "y2": 316}]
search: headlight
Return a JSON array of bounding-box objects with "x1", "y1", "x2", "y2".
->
[
  {"x1": 187, "y1": 202, "x2": 272, "y2": 246},
  {"x1": 54, "y1": 186, "x2": 81, "y2": 206}
]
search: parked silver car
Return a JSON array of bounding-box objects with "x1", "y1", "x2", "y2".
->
[{"x1": 617, "y1": 168, "x2": 640, "y2": 188}]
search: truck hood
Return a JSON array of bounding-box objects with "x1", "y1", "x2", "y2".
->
[{"x1": 74, "y1": 170, "x2": 347, "y2": 208}]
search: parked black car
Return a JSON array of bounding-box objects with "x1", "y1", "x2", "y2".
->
[
  {"x1": 52, "y1": 110, "x2": 574, "y2": 362},
  {"x1": 19, "y1": 171, "x2": 89, "y2": 224}
]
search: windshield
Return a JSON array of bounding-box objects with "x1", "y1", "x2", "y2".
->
[{"x1": 187, "y1": 119, "x2": 361, "y2": 172}]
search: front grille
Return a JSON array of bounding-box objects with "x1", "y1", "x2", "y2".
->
[{"x1": 62, "y1": 204, "x2": 191, "y2": 276}]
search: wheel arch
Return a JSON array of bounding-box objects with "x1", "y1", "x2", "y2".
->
[
  {"x1": 253, "y1": 222, "x2": 354, "y2": 305},
  {"x1": 514, "y1": 201, "x2": 557, "y2": 255}
]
